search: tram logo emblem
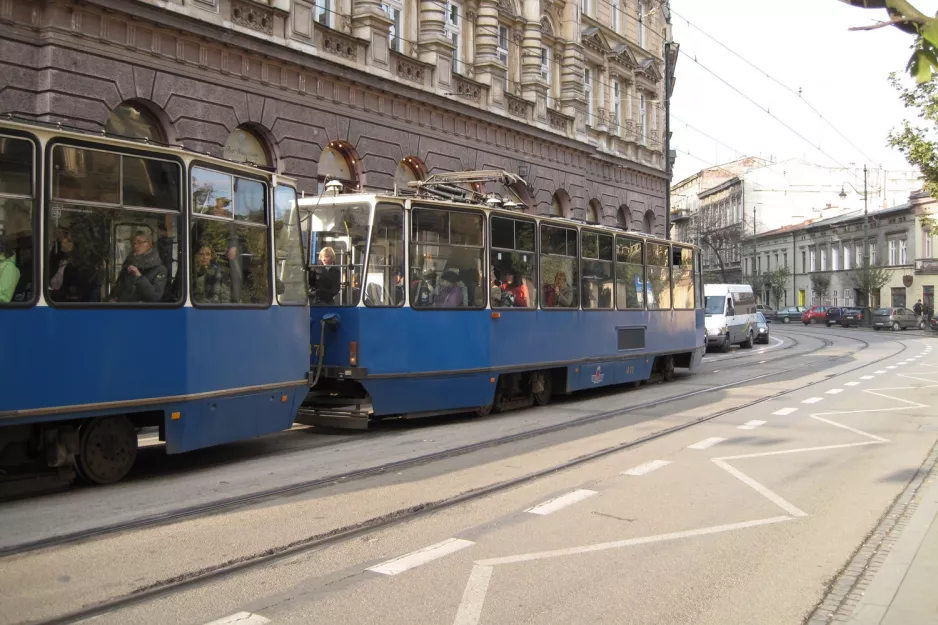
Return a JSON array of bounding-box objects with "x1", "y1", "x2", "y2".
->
[{"x1": 591, "y1": 366, "x2": 604, "y2": 384}]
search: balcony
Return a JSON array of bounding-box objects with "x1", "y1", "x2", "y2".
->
[
  {"x1": 670, "y1": 207, "x2": 692, "y2": 222},
  {"x1": 914, "y1": 258, "x2": 938, "y2": 273}
]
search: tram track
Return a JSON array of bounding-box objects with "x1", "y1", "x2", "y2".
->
[
  {"x1": 0, "y1": 330, "x2": 857, "y2": 563},
  {"x1": 22, "y1": 329, "x2": 909, "y2": 625}
]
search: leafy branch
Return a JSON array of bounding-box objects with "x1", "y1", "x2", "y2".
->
[{"x1": 840, "y1": 0, "x2": 938, "y2": 82}]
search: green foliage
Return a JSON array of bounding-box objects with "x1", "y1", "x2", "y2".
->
[
  {"x1": 810, "y1": 272, "x2": 832, "y2": 301},
  {"x1": 767, "y1": 266, "x2": 791, "y2": 309},
  {"x1": 841, "y1": 0, "x2": 938, "y2": 83},
  {"x1": 850, "y1": 260, "x2": 891, "y2": 301}
]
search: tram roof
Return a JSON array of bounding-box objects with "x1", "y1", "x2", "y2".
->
[
  {"x1": 0, "y1": 114, "x2": 293, "y2": 183},
  {"x1": 297, "y1": 190, "x2": 695, "y2": 250}
]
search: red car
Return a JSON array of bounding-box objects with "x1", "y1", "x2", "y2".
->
[{"x1": 802, "y1": 305, "x2": 828, "y2": 324}]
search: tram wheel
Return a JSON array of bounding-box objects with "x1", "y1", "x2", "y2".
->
[
  {"x1": 75, "y1": 415, "x2": 138, "y2": 485},
  {"x1": 662, "y1": 356, "x2": 675, "y2": 382},
  {"x1": 532, "y1": 372, "x2": 552, "y2": 406}
]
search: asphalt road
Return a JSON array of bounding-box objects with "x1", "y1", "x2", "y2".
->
[{"x1": 1, "y1": 326, "x2": 936, "y2": 625}]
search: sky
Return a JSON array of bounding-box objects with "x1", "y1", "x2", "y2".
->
[{"x1": 668, "y1": 0, "x2": 938, "y2": 183}]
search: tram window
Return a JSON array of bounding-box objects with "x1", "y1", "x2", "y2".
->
[
  {"x1": 274, "y1": 185, "x2": 307, "y2": 305},
  {"x1": 122, "y1": 156, "x2": 179, "y2": 210},
  {"x1": 46, "y1": 145, "x2": 182, "y2": 305},
  {"x1": 52, "y1": 147, "x2": 120, "y2": 204},
  {"x1": 540, "y1": 224, "x2": 578, "y2": 309},
  {"x1": 581, "y1": 231, "x2": 613, "y2": 310},
  {"x1": 490, "y1": 216, "x2": 536, "y2": 309},
  {"x1": 615, "y1": 236, "x2": 644, "y2": 310},
  {"x1": 191, "y1": 167, "x2": 233, "y2": 218},
  {"x1": 364, "y1": 203, "x2": 404, "y2": 307},
  {"x1": 308, "y1": 201, "x2": 369, "y2": 306},
  {"x1": 410, "y1": 206, "x2": 485, "y2": 309},
  {"x1": 234, "y1": 178, "x2": 266, "y2": 225},
  {"x1": 646, "y1": 242, "x2": 671, "y2": 310},
  {"x1": 0, "y1": 136, "x2": 35, "y2": 305},
  {"x1": 672, "y1": 246, "x2": 695, "y2": 310}
]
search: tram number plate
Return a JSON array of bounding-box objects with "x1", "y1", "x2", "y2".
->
[{"x1": 626, "y1": 365, "x2": 635, "y2": 375}]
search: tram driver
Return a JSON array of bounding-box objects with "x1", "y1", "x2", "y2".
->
[
  {"x1": 309, "y1": 245, "x2": 340, "y2": 304},
  {"x1": 109, "y1": 230, "x2": 168, "y2": 303}
]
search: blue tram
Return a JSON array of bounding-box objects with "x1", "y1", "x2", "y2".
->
[
  {"x1": 0, "y1": 117, "x2": 310, "y2": 486},
  {"x1": 298, "y1": 172, "x2": 706, "y2": 428}
]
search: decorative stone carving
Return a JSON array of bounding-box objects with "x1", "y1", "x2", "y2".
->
[
  {"x1": 497, "y1": 0, "x2": 516, "y2": 16},
  {"x1": 466, "y1": 9, "x2": 477, "y2": 20},
  {"x1": 230, "y1": 1, "x2": 273, "y2": 35},
  {"x1": 394, "y1": 52, "x2": 428, "y2": 84},
  {"x1": 322, "y1": 30, "x2": 358, "y2": 61},
  {"x1": 548, "y1": 108, "x2": 571, "y2": 133},
  {"x1": 453, "y1": 74, "x2": 482, "y2": 101},
  {"x1": 506, "y1": 93, "x2": 528, "y2": 118},
  {"x1": 513, "y1": 29, "x2": 524, "y2": 44},
  {"x1": 540, "y1": 16, "x2": 553, "y2": 37}
]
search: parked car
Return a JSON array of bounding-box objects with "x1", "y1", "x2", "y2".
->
[
  {"x1": 773, "y1": 306, "x2": 806, "y2": 324},
  {"x1": 872, "y1": 307, "x2": 918, "y2": 331},
  {"x1": 840, "y1": 307, "x2": 865, "y2": 328},
  {"x1": 825, "y1": 307, "x2": 845, "y2": 327},
  {"x1": 755, "y1": 311, "x2": 771, "y2": 344},
  {"x1": 756, "y1": 304, "x2": 776, "y2": 318},
  {"x1": 802, "y1": 305, "x2": 829, "y2": 325}
]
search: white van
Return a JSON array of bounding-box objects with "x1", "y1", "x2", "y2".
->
[{"x1": 704, "y1": 284, "x2": 758, "y2": 352}]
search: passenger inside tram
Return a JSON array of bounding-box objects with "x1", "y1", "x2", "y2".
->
[
  {"x1": 109, "y1": 230, "x2": 168, "y2": 303},
  {"x1": 192, "y1": 242, "x2": 227, "y2": 304}
]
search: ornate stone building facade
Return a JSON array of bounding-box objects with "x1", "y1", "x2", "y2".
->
[{"x1": 0, "y1": 0, "x2": 673, "y2": 233}]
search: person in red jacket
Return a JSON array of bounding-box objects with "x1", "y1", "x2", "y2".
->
[{"x1": 502, "y1": 270, "x2": 529, "y2": 308}]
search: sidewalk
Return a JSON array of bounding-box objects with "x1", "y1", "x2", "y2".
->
[{"x1": 847, "y1": 472, "x2": 938, "y2": 624}]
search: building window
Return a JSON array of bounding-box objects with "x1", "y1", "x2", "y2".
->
[
  {"x1": 801, "y1": 250, "x2": 806, "y2": 272},
  {"x1": 585, "y1": 68, "x2": 594, "y2": 127},
  {"x1": 926, "y1": 233, "x2": 934, "y2": 258},
  {"x1": 891, "y1": 286, "x2": 906, "y2": 308},
  {"x1": 820, "y1": 248, "x2": 827, "y2": 271},
  {"x1": 870, "y1": 242, "x2": 877, "y2": 265},
  {"x1": 498, "y1": 26, "x2": 510, "y2": 92},
  {"x1": 382, "y1": 2, "x2": 403, "y2": 52},
  {"x1": 317, "y1": 141, "x2": 360, "y2": 192},
  {"x1": 784, "y1": 252, "x2": 788, "y2": 268},
  {"x1": 394, "y1": 156, "x2": 427, "y2": 191},
  {"x1": 223, "y1": 126, "x2": 271, "y2": 167},
  {"x1": 757, "y1": 256, "x2": 761, "y2": 273},
  {"x1": 888, "y1": 239, "x2": 897, "y2": 265},
  {"x1": 844, "y1": 243, "x2": 851, "y2": 270},
  {"x1": 744, "y1": 258, "x2": 749, "y2": 275},
  {"x1": 833, "y1": 289, "x2": 838, "y2": 307},
  {"x1": 445, "y1": 0, "x2": 462, "y2": 71},
  {"x1": 617, "y1": 206, "x2": 630, "y2": 230},
  {"x1": 832, "y1": 246, "x2": 839, "y2": 271},
  {"x1": 900, "y1": 238, "x2": 907, "y2": 264},
  {"x1": 587, "y1": 199, "x2": 601, "y2": 224},
  {"x1": 541, "y1": 46, "x2": 552, "y2": 107},
  {"x1": 611, "y1": 0, "x2": 620, "y2": 33},
  {"x1": 315, "y1": 0, "x2": 331, "y2": 27},
  {"x1": 105, "y1": 102, "x2": 165, "y2": 141},
  {"x1": 613, "y1": 80, "x2": 621, "y2": 130},
  {"x1": 856, "y1": 242, "x2": 862, "y2": 266},
  {"x1": 640, "y1": 92, "x2": 647, "y2": 145},
  {"x1": 581, "y1": 0, "x2": 591, "y2": 18},
  {"x1": 809, "y1": 249, "x2": 816, "y2": 272},
  {"x1": 637, "y1": 0, "x2": 646, "y2": 48}
]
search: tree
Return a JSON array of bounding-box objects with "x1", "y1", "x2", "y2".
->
[
  {"x1": 697, "y1": 207, "x2": 757, "y2": 283},
  {"x1": 810, "y1": 272, "x2": 832, "y2": 304},
  {"x1": 767, "y1": 266, "x2": 791, "y2": 309},
  {"x1": 851, "y1": 260, "x2": 892, "y2": 308},
  {"x1": 839, "y1": 0, "x2": 938, "y2": 82}
]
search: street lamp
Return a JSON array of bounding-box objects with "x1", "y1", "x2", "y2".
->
[{"x1": 839, "y1": 164, "x2": 870, "y2": 320}]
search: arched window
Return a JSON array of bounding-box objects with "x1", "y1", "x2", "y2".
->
[
  {"x1": 317, "y1": 141, "x2": 361, "y2": 192},
  {"x1": 394, "y1": 156, "x2": 427, "y2": 191},
  {"x1": 550, "y1": 196, "x2": 563, "y2": 216},
  {"x1": 223, "y1": 127, "x2": 271, "y2": 167},
  {"x1": 616, "y1": 206, "x2": 631, "y2": 230},
  {"x1": 105, "y1": 102, "x2": 165, "y2": 141},
  {"x1": 550, "y1": 189, "x2": 570, "y2": 218},
  {"x1": 587, "y1": 199, "x2": 602, "y2": 224},
  {"x1": 643, "y1": 210, "x2": 656, "y2": 234}
]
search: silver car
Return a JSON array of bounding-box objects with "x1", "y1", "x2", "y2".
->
[{"x1": 872, "y1": 307, "x2": 918, "y2": 331}]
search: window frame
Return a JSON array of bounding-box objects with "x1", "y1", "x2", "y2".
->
[
  {"x1": 645, "y1": 240, "x2": 672, "y2": 311},
  {"x1": 445, "y1": 0, "x2": 463, "y2": 72},
  {"x1": 579, "y1": 227, "x2": 614, "y2": 311},
  {"x1": 539, "y1": 221, "x2": 579, "y2": 310},
  {"x1": 498, "y1": 25, "x2": 511, "y2": 93},
  {"x1": 0, "y1": 129, "x2": 39, "y2": 308},
  {"x1": 584, "y1": 68, "x2": 594, "y2": 127},
  {"x1": 188, "y1": 160, "x2": 273, "y2": 309},
  {"x1": 381, "y1": 0, "x2": 404, "y2": 52},
  {"x1": 490, "y1": 213, "x2": 538, "y2": 311},
  {"x1": 43, "y1": 139, "x2": 186, "y2": 309},
  {"x1": 364, "y1": 200, "x2": 407, "y2": 308},
  {"x1": 273, "y1": 183, "x2": 308, "y2": 307},
  {"x1": 409, "y1": 203, "x2": 486, "y2": 311},
  {"x1": 671, "y1": 244, "x2": 696, "y2": 311},
  {"x1": 614, "y1": 234, "x2": 645, "y2": 311}
]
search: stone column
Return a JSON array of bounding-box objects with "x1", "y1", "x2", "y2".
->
[
  {"x1": 595, "y1": 64, "x2": 608, "y2": 133},
  {"x1": 559, "y1": 0, "x2": 585, "y2": 136},
  {"x1": 473, "y1": 0, "x2": 504, "y2": 103},
  {"x1": 419, "y1": 0, "x2": 453, "y2": 86},
  {"x1": 352, "y1": 0, "x2": 394, "y2": 69},
  {"x1": 520, "y1": 0, "x2": 546, "y2": 117}
]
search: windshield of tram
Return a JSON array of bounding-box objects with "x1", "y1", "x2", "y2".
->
[
  {"x1": 307, "y1": 202, "x2": 370, "y2": 306},
  {"x1": 273, "y1": 185, "x2": 306, "y2": 305}
]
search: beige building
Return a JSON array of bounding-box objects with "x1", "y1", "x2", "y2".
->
[
  {"x1": 746, "y1": 191, "x2": 938, "y2": 313},
  {"x1": 0, "y1": 0, "x2": 675, "y2": 230}
]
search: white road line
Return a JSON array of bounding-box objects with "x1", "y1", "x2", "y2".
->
[
  {"x1": 737, "y1": 420, "x2": 766, "y2": 430},
  {"x1": 811, "y1": 415, "x2": 891, "y2": 443},
  {"x1": 367, "y1": 538, "x2": 474, "y2": 575},
  {"x1": 204, "y1": 613, "x2": 271, "y2": 625},
  {"x1": 712, "y1": 459, "x2": 808, "y2": 517},
  {"x1": 688, "y1": 437, "x2": 726, "y2": 450},
  {"x1": 526, "y1": 489, "x2": 598, "y2": 515},
  {"x1": 713, "y1": 369, "x2": 721, "y2": 373},
  {"x1": 861, "y1": 376, "x2": 875, "y2": 380},
  {"x1": 802, "y1": 397, "x2": 823, "y2": 404},
  {"x1": 845, "y1": 382, "x2": 860, "y2": 387},
  {"x1": 622, "y1": 460, "x2": 672, "y2": 476},
  {"x1": 453, "y1": 565, "x2": 494, "y2": 625},
  {"x1": 875, "y1": 370, "x2": 887, "y2": 374},
  {"x1": 475, "y1": 516, "x2": 793, "y2": 566},
  {"x1": 826, "y1": 389, "x2": 844, "y2": 395},
  {"x1": 886, "y1": 366, "x2": 897, "y2": 369},
  {"x1": 758, "y1": 360, "x2": 767, "y2": 364},
  {"x1": 772, "y1": 407, "x2": 798, "y2": 416}
]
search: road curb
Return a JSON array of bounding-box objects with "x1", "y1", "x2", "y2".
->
[{"x1": 803, "y1": 439, "x2": 938, "y2": 625}]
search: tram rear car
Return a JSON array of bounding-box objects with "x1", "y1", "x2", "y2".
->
[
  {"x1": 0, "y1": 118, "x2": 310, "y2": 487},
  {"x1": 299, "y1": 176, "x2": 705, "y2": 429}
]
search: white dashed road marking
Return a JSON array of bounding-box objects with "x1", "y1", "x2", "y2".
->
[
  {"x1": 622, "y1": 460, "x2": 672, "y2": 476},
  {"x1": 861, "y1": 376, "x2": 875, "y2": 380},
  {"x1": 886, "y1": 366, "x2": 897, "y2": 369},
  {"x1": 772, "y1": 408, "x2": 798, "y2": 416},
  {"x1": 802, "y1": 397, "x2": 823, "y2": 404},
  {"x1": 826, "y1": 389, "x2": 844, "y2": 395},
  {"x1": 688, "y1": 437, "x2": 727, "y2": 450},
  {"x1": 368, "y1": 538, "x2": 474, "y2": 575},
  {"x1": 737, "y1": 420, "x2": 767, "y2": 430},
  {"x1": 875, "y1": 370, "x2": 887, "y2": 374},
  {"x1": 845, "y1": 382, "x2": 860, "y2": 387},
  {"x1": 204, "y1": 613, "x2": 271, "y2": 625},
  {"x1": 526, "y1": 489, "x2": 598, "y2": 516}
]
